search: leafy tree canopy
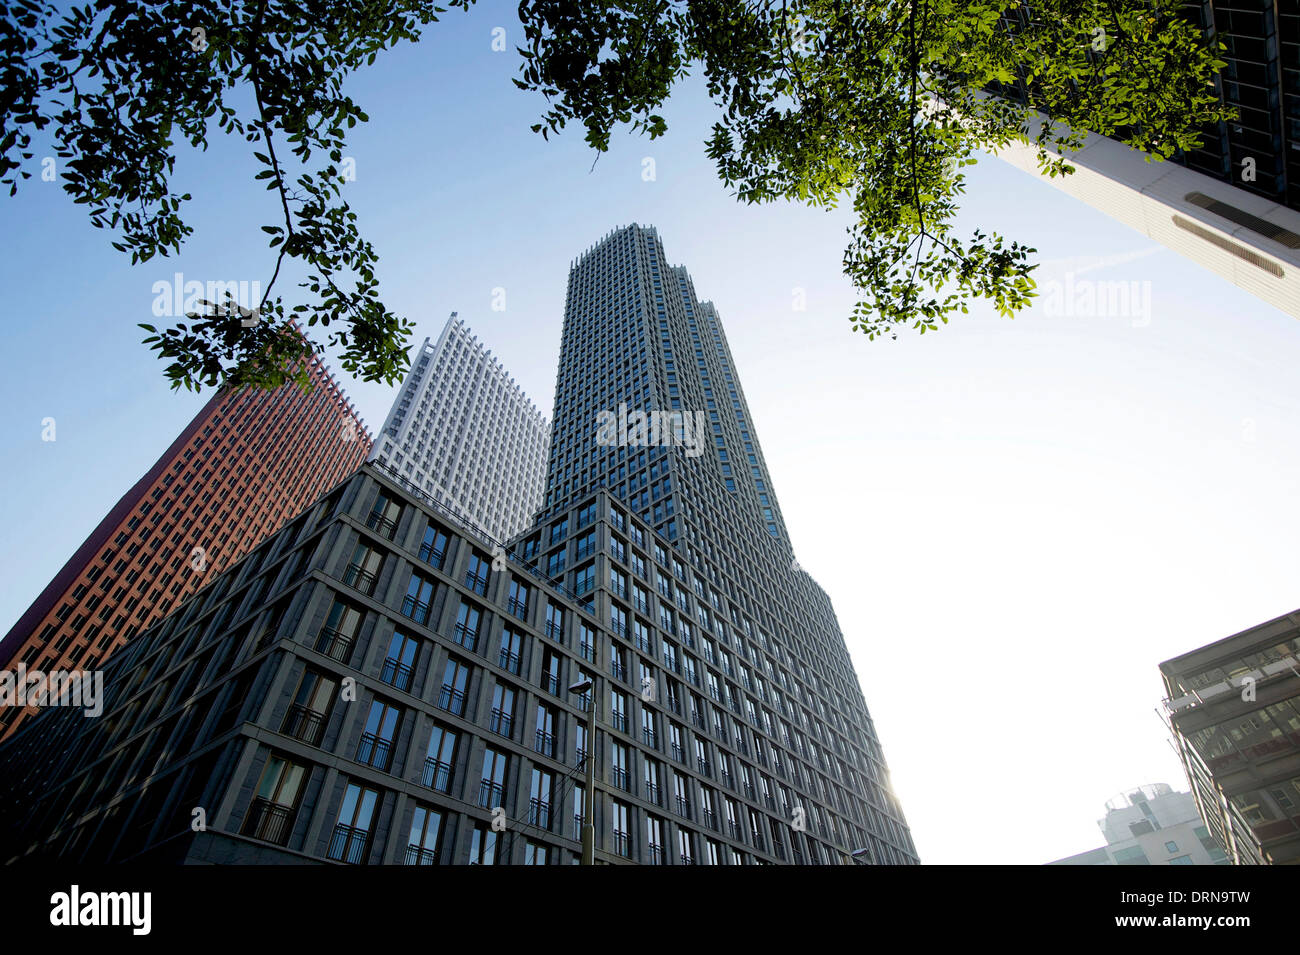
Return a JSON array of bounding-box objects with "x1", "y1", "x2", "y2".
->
[{"x1": 1, "y1": 0, "x2": 1230, "y2": 390}]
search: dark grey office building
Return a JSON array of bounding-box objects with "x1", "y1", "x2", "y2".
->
[{"x1": 0, "y1": 225, "x2": 918, "y2": 865}]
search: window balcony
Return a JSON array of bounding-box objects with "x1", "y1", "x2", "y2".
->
[
  {"x1": 327, "y1": 823, "x2": 370, "y2": 864},
  {"x1": 343, "y1": 563, "x2": 379, "y2": 597},
  {"x1": 453, "y1": 623, "x2": 478, "y2": 650},
  {"x1": 365, "y1": 511, "x2": 397, "y2": 540},
  {"x1": 528, "y1": 797, "x2": 552, "y2": 830},
  {"x1": 281, "y1": 704, "x2": 327, "y2": 746},
  {"x1": 400, "y1": 595, "x2": 430, "y2": 625},
  {"x1": 489, "y1": 708, "x2": 513, "y2": 737},
  {"x1": 242, "y1": 798, "x2": 294, "y2": 846},
  {"x1": 534, "y1": 729, "x2": 556, "y2": 758},
  {"x1": 422, "y1": 757, "x2": 452, "y2": 792},
  {"x1": 478, "y1": 779, "x2": 505, "y2": 809},
  {"x1": 438, "y1": 683, "x2": 465, "y2": 715},
  {"x1": 380, "y1": 657, "x2": 413, "y2": 691},
  {"x1": 314, "y1": 626, "x2": 354, "y2": 663},
  {"x1": 356, "y1": 733, "x2": 394, "y2": 771},
  {"x1": 404, "y1": 844, "x2": 437, "y2": 865}
]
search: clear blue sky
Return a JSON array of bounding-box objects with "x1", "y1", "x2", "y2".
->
[{"x1": 3, "y1": 7, "x2": 1299, "y2": 864}]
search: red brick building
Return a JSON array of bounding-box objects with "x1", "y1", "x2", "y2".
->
[{"x1": 0, "y1": 350, "x2": 371, "y2": 739}]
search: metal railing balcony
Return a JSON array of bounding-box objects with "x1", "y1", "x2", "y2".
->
[
  {"x1": 356, "y1": 733, "x2": 394, "y2": 771},
  {"x1": 380, "y1": 657, "x2": 413, "y2": 691},
  {"x1": 400, "y1": 594, "x2": 431, "y2": 625},
  {"x1": 478, "y1": 779, "x2": 505, "y2": 809},
  {"x1": 365, "y1": 511, "x2": 397, "y2": 540},
  {"x1": 243, "y1": 798, "x2": 294, "y2": 846},
  {"x1": 438, "y1": 684, "x2": 465, "y2": 715},
  {"x1": 404, "y1": 844, "x2": 437, "y2": 865},
  {"x1": 281, "y1": 704, "x2": 327, "y2": 746},
  {"x1": 453, "y1": 623, "x2": 478, "y2": 650},
  {"x1": 343, "y1": 563, "x2": 379, "y2": 596},
  {"x1": 327, "y1": 823, "x2": 370, "y2": 864},
  {"x1": 422, "y1": 757, "x2": 452, "y2": 791},
  {"x1": 314, "y1": 626, "x2": 354, "y2": 663},
  {"x1": 534, "y1": 729, "x2": 556, "y2": 758}
]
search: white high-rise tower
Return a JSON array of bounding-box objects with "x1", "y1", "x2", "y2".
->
[{"x1": 369, "y1": 313, "x2": 549, "y2": 541}]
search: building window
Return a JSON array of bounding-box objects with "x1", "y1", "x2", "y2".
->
[
  {"x1": 453, "y1": 601, "x2": 481, "y2": 651},
  {"x1": 479, "y1": 747, "x2": 508, "y2": 808},
  {"x1": 243, "y1": 755, "x2": 306, "y2": 846},
  {"x1": 418, "y1": 522, "x2": 449, "y2": 568},
  {"x1": 529, "y1": 768, "x2": 554, "y2": 829},
  {"x1": 401, "y1": 573, "x2": 435, "y2": 625},
  {"x1": 490, "y1": 682, "x2": 516, "y2": 737},
  {"x1": 464, "y1": 550, "x2": 491, "y2": 596},
  {"x1": 366, "y1": 493, "x2": 401, "y2": 540},
  {"x1": 610, "y1": 800, "x2": 631, "y2": 858},
  {"x1": 498, "y1": 628, "x2": 523, "y2": 674},
  {"x1": 469, "y1": 821, "x2": 498, "y2": 865},
  {"x1": 507, "y1": 578, "x2": 530, "y2": 619},
  {"x1": 404, "y1": 805, "x2": 443, "y2": 865},
  {"x1": 422, "y1": 724, "x2": 457, "y2": 792},
  {"x1": 1112, "y1": 846, "x2": 1150, "y2": 865},
  {"x1": 534, "y1": 703, "x2": 557, "y2": 758},
  {"x1": 281, "y1": 670, "x2": 336, "y2": 746},
  {"x1": 380, "y1": 631, "x2": 419, "y2": 691},
  {"x1": 438, "y1": 658, "x2": 469, "y2": 715},
  {"x1": 524, "y1": 841, "x2": 549, "y2": 865},
  {"x1": 355, "y1": 699, "x2": 401, "y2": 771},
  {"x1": 327, "y1": 782, "x2": 379, "y2": 864}
]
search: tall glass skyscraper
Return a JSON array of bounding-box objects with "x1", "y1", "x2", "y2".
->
[
  {"x1": 542, "y1": 224, "x2": 919, "y2": 864},
  {"x1": 0, "y1": 226, "x2": 918, "y2": 866}
]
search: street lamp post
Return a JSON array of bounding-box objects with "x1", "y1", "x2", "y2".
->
[{"x1": 570, "y1": 676, "x2": 595, "y2": 865}]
